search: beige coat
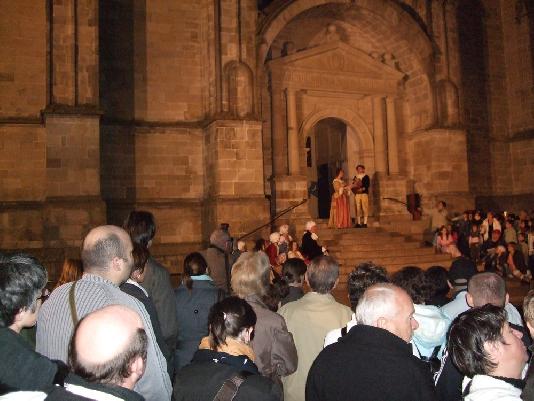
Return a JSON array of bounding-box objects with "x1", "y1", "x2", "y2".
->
[
  {"x1": 245, "y1": 294, "x2": 298, "y2": 387},
  {"x1": 278, "y1": 292, "x2": 352, "y2": 401}
]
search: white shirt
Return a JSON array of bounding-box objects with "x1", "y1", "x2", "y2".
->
[{"x1": 323, "y1": 313, "x2": 357, "y2": 348}]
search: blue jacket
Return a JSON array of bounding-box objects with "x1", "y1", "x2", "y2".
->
[{"x1": 174, "y1": 279, "x2": 222, "y2": 369}]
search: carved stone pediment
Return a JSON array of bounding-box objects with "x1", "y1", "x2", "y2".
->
[{"x1": 268, "y1": 41, "x2": 405, "y2": 95}]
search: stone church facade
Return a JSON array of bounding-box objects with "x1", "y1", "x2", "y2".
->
[{"x1": 1, "y1": 0, "x2": 533, "y2": 274}]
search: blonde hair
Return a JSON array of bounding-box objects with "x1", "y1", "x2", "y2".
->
[{"x1": 231, "y1": 252, "x2": 270, "y2": 298}]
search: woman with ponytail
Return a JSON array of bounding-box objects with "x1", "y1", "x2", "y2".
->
[
  {"x1": 174, "y1": 252, "x2": 223, "y2": 370},
  {"x1": 174, "y1": 297, "x2": 282, "y2": 401}
]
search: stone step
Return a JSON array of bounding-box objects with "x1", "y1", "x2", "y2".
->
[
  {"x1": 327, "y1": 241, "x2": 422, "y2": 251},
  {"x1": 326, "y1": 237, "x2": 415, "y2": 246},
  {"x1": 329, "y1": 246, "x2": 437, "y2": 258}
]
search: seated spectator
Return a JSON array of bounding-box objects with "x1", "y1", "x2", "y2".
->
[
  {"x1": 448, "y1": 305, "x2": 528, "y2": 400},
  {"x1": 66, "y1": 305, "x2": 148, "y2": 400},
  {"x1": 522, "y1": 290, "x2": 534, "y2": 400},
  {"x1": 54, "y1": 258, "x2": 83, "y2": 290},
  {"x1": 280, "y1": 258, "x2": 307, "y2": 306},
  {"x1": 425, "y1": 265, "x2": 451, "y2": 307},
  {"x1": 306, "y1": 283, "x2": 435, "y2": 401},
  {"x1": 124, "y1": 211, "x2": 178, "y2": 360},
  {"x1": 287, "y1": 241, "x2": 304, "y2": 260},
  {"x1": 202, "y1": 227, "x2": 236, "y2": 294},
  {"x1": 469, "y1": 224, "x2": 483, "y2": 264},
  {"x1": 174, "y1": 252, "x2": 222, "y2": 370},
  {"x1": 481, "y1": 211, "x2": 502, "y2": 242},
  {"x1": 231, "y1": 252, "x2": 297, "y2": 387},
  {"x1": 301, "y1": 221, "x2": 327, "y2": 261},
  {"x1": 518, "y1": 233, "x2": 530, "y2": 267},
  {"x1": 507, "y1": 242, "x2": 530, "y2": 282},
  {"x1": 120, "y1": 243, "x2": 171, "y2": 377},
  {"x1": 0, "y1": 253, "x2": 69, "y2": 393},
  {"x1": 392, "y1": 266, "x2": 450, "y2": 359},
  {"x1": 37, "y1": 225, "x2": 172, "y2": 401},
  {"x1": 278, "y1": 256, "x2": 352, "y2": 401},
  {"x1": 437, "y1": 226, "x2": 460, "y2": 256},
  {"x1": 174, "y1": 297, "x2": 282, "y2": 401},
  {"x1": 484, "y1": 244, "x2": 508, "y2": 276},
  {"x1": 481, "y1": 229, "x2": 506, "y2": 260},
  {"x1": 505, "y1": 219, "x2": 519, "y2": 244},
  {"x1": 324, "y1": 261, "x2": 389, "y2": 347},
  {"x1": 436, "y1": 272, "x2": 527, "y2": 401}
]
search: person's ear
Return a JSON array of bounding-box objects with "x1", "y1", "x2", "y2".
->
[
  {"x1": 111, "y1": 256, "x2": 122, "y2": 272},
  {"x1": 527, "y1": 322, "x2": 534, "y2": 338},
  {"x1": 304, "y1": 272, "x2": 310, "y2": 287},
  {"x1": 505, "y1": 293, "x2": 509, "y2": 305},
  {"x1": 447, "y1": 280, "x2": 453, "y2": 290},
  {"x1": 128, "y1": 356, "x2": 145, "y2": 386},
  {"x1": 483, "y1": 340, "x2": 502, "y2": 362},
  {"x1": 466, "y1": 293, "x2": 474, "y2": 308}
]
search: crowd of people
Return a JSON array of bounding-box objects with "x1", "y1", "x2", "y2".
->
[
  {"x1": 431, "y1": 202, "x2": 534, "y2": 283},
  {"x1": 2, "y1": 208, "x2": 534, "y2": 400}
]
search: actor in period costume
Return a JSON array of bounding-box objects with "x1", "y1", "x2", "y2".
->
[
  {"x1": 301, "y1": 221, "x2": 327, "y2": 262},
  {"x1": 328, "y1": 168, "x2": 351, "y2": 229},
  {"x1": 351, "y1": 164, "x2": 370, "y2": 228}
]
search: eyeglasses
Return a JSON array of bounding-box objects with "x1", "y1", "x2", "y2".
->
[{"x1": 37, "y1": 288, "x2": 50, "y2": 303}]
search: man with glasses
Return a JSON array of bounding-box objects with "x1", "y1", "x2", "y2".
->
[
  {"x1": 0, "y1": 252, "x2": 69, "y2": 392},
  {"x1": 36, "y1": 225, "x2": 172, "y2": 401}
]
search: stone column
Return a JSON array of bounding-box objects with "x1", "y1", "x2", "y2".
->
[
  {"x1": 270, "y1": 82, "x2": 287, "y2": 176},
  {"x1": 386, "y1": 96, "x2": 399, "y2": 174},
  {"x1": 372, "y1": 96, "x2": 387, "y2": 173},
  {"x1": 286, "y1": 88, "x2": 300, "y2": 175}
]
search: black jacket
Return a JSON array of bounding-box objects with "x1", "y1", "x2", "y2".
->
[
  {"x1": 306, "y1": 325, "x2": 436, "y2": 401},
  {"x1": 301, "y1": 231, "x2": 323, "y2": 260},
  {"x1": 0, "y1": 327, "x2": 69, "y2": 394},
  {"x1": 174, "y1": 349, "x2": 282, "y2": 401}
]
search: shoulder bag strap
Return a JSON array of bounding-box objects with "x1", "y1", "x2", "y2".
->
[
  {"x1": 212, "y1": 372, "x2": 247, "y2": 401},
  {"x1": 68, "y1": 281, "x2": 79, "y2": 327}
]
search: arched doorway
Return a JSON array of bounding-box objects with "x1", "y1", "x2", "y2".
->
[{"x1": 307, "y1": 118, "x2": 349, "y2": 219}]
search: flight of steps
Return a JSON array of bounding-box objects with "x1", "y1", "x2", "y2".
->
[{"x1": 313, "y1": 219, "x2": 452, "y2": 285}]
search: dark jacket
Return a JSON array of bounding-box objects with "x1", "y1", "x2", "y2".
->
[
  {"x1": 174, "y1": 349, "x2": 282, "y2": 401},
  {"x1": 174, "y1": 279, "x2": 222, "y2": 369},
  {"x1": 306, "y1": 325, "x2": 436, "y2": 401},
  {"x1": 120, "y1": 281, "x2": 172, "y2": 378},
  {"x1": 201, "y1": 247, "x2": 237, "y2": 293},
  {"x1": 280, "y1": 286, "x2": 304, "y2": 306},
  {"x1": 522, "y1": 345, "x2": 534, "y2": 400},
  {"x1": 140, "y1": 257, "x2": 178, "y2": 355},
  {"x1": 301, "y1": 231, "x2": 323, "y2": 261},
  {"x1": 0, "y1": 327, "x2": 68, "y2": 394},
  {"x1": 65, "y1": 373, "x2": 145, "y2": 401}
]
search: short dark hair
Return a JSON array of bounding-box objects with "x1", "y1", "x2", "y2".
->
[
  {"x1": 282, "y1": 258, "x2": 307, "y2": 284},
  {"x1": 208, "y1": 296, "x2": 256, "y2": 349},
  {"x1": 69, "y1": 324, "x2": 148, "y2": 385},
  {"x1": 0, "y1": 253, "x2": 48, "y2": 327},
  {"x1": 183, "y1": 252, "x2": 208, "y2": 291},
  {"x1": 81, "y1": 233, "x2": 128, "y2": 271},
  {"x1": 123, "y1": 211, "x2": 156, "y2": 248},
  {"x1": 425, "y1": 266, "x2": 450, "y2": 301},
  {"x1": 356, "y1": 164, "x2": 365, "y2": 170},
  {"x1": 391, "y1": 266, "x2": 430, "y2": 304},
  {"x1": 347, "y1": 262, "x2": 389, "y2": 310},
  {"x1": 448, "y1": 305, "x2": 507, "y2": 377},
  {"x1": 467, "y1": 272, "x2": 506, "y2": 307},
  {"x1": 306, "y1": 256, "x2": 339, "y2": 294}
]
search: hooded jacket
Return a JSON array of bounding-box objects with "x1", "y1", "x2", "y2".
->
[{"x1": 412, "y1": 304, "x2": 451, "y2": 358}]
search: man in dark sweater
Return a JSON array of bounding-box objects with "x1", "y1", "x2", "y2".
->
[
  {"x1": 306, "y1": 283, "x2": 435, "y2": 401},
  {"x1": 301, "y1": 221, "x2": 326, "y2": 261},
  {"x1": 0, "y1": 253, "x2": 69, "y2": 394},
  {"x1": 351, "y1": 164, "x2": 370, "y2": 228}
]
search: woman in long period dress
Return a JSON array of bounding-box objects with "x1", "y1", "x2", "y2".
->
[{"x1": 328, "y1": 168, "x2": 351, "y2": 229}]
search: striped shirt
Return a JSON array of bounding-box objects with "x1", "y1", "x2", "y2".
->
[{"x1": 36, "y1": 273, "x2": 172, "y2": 401}]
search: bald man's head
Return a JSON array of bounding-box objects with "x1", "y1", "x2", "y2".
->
[
  {"x1": 69, "y1": 305, "x2": 147, "y2": 388},
  {"x1": 81, "y1": 225, "x2": 134, "y2": 283}
]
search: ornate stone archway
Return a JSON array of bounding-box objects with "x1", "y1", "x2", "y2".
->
[{"x1": 268, "y1": 39, "x2": 410, "y2": 219}]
